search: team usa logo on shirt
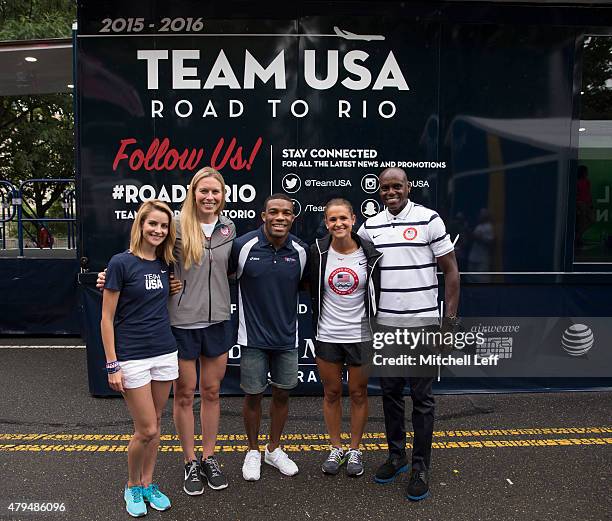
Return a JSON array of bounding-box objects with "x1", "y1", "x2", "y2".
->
[
  {"x1": 403, "y1": 227, "x2": 418, "y2": 241},
  {"x1": 284, "y1": 257, "x2": 297, "y2": 263},
  {"x1": 328, "y1": 267, "x2": 359, "y2": 295},
  {"x1": 144, "y1": 273, "x2": 163, "y2": 290},
  {"x1": 220, "y1": 225, "x2": 231, "y2": 237}
]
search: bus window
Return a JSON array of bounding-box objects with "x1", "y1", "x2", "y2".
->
[{"x1": 575, "y1": 36, "x2": 612, "y2": 265}]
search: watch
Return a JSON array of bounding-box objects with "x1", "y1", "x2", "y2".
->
[{"x1": 444, "y1": 315, "x2": 459, "y2": 327}]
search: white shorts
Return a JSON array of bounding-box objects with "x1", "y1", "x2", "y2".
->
[{"x1": 120, "y1": 351, "x2": 179, "y2": 389}]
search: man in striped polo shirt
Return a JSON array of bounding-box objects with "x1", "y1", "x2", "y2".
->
[{"x1": 358, "y1": 168, "x2": 460, "y2": 501}]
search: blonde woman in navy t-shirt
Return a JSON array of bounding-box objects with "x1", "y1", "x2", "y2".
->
[
  {"x1": 101, "y1": 200, "x2": 178, "y2": 517},
  {"x1": 309, "y1": 198, "x2": 382, "y2": 478}
]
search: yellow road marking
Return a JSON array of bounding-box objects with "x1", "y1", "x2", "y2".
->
[
  {"x1": 1, "y1": 427, "x2": 610, "y2": 442},
  {"x1": 1, "y1": 438, "x2": 611, "y2": 453}
]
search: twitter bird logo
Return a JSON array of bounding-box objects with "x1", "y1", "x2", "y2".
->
[{"x1": 282, "y1": 174, "x2": 301, "y2": 193}]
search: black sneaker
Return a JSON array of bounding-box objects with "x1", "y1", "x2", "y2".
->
[
  {"x1": 200, "y1": 456, "x2": 229, "y2": 490},
  {"x1": 183, "y1": 460, "x2": 204, "y2": 495},
  {"x1": 406, "y1": 469, "x2": 430, "y2": 501},
  {"x1": 374, "y1": 456, "x2": 409, "y2": 484}
]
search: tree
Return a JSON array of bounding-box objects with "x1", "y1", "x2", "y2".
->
[
  {"x1": 581, "y1": 36, "x2": 612, "y2": 120},
  {"x1": 0, "y1": 0, "x2": 75, "y2": 230},
  {"x1": 0, "y1": 94, "x2": 74, "y2": 218},
  {"x1": 0, "y1": 0, "x2": 75, "y2": 39}
]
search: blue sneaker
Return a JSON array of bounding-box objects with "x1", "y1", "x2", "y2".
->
[
  {"x1": 124, "y1": 485, "x2": 147, "y2": 517},
  {"x1": 143, "y1": 483, "x2": 171, "y2": 511}
]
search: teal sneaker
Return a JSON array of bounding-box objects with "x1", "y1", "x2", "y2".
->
[
  {"x1": 143, "y1": 483, "x2": 171, "y2": 511},
  {"x1": 124, "y1": 485, "x2": 147, "y2": 517}
]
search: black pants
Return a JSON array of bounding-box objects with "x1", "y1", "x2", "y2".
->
[{"x1": 380, "y1": 376, "x2": 435, "y2": 471}]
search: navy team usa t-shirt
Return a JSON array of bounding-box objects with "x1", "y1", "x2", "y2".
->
[{"x1": 105, "y1": 251, "x2": 176, "y2": 361}]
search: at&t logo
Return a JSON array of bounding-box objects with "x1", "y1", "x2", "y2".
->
[{"x1": 561, "y1": 324, "x2": 594, "y2": 357}]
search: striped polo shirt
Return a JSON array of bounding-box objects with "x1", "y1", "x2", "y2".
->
[
  {"x1": 231, "y1": 226, "x2": 309, "y2": 350},
  {"x1": 357, "y1": 200, "x2": 454, "y2": 326}
]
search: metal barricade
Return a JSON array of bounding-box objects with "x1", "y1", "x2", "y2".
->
[
  {"x1": 0, "y1": 181, "x2": 18, "y2": 250},
  {"x1": 62, "y1": 189, "x2": 77, "y2": 250},
  {"x1": 13, "y1": 179, "x2": 77, "y2": 256}
]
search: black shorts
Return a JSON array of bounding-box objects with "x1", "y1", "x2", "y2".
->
[
  {"x1": 172, "y1": 321, "x2": 231, "y2": 360},
  {"x1": 315, "y1": 340, "x2": 372, "y2": 366}
]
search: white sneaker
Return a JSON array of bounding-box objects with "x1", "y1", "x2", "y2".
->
[
  {"x1": 264, "y1": 445, "x2": 299, "y2": 476},
  {"x1": 242, "y1": 450, "x2": 261, "y2": 481}
]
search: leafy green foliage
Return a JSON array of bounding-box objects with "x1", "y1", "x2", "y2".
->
[
  {"x1": 581, "y1": 36, "x2": 612, "y2": 120},
  {"x1": 0, "y1": 12, "x2": 73, "y2": 40},
  {"x1": 0, "y1": 0, "x2": 75, "y2": 40},
  {"x1": 0, "y1": 1, "x2": 76, "y2": 222},
  {"x1": 0, "y1": 94, "x2": 74, "y2": 217}
]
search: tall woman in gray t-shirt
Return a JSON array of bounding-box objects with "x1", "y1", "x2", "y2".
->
[{"x1": 168, "y1": 167, "x2": 236, "y2": 494}]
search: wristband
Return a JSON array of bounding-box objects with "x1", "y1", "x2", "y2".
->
[{"x1": 105, "y1": 360, "x2": 121, "y2": 374}]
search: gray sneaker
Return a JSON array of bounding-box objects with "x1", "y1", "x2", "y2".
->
[
  {"x1": 183, "y1": 460, "x2": 204, "y2": 495},
  {"x1": 200, "y1": 455, "x2": 228, "y2": 490},
  {"x1": 321, "y1": 447, "x2": 345, "y2": 475},
  {"x1": 346, "y1": 449, "x2": 364, "y2": 477}
]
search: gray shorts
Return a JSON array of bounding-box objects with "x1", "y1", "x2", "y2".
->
[{"x1": 240, "y1": 346, "x2": 298, "y2": 394}]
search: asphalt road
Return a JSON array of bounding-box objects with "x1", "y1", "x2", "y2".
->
[{"x1": 0, "y1": 341, "x2": 610, "y2": 521}]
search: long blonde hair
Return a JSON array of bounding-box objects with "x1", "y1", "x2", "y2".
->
[
  {"x1": 181, "y1": 167, "x2": 226, "y2": 269},
  {"x1": 129, "y1": 200, "x2": 176, "y2": 265}
]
